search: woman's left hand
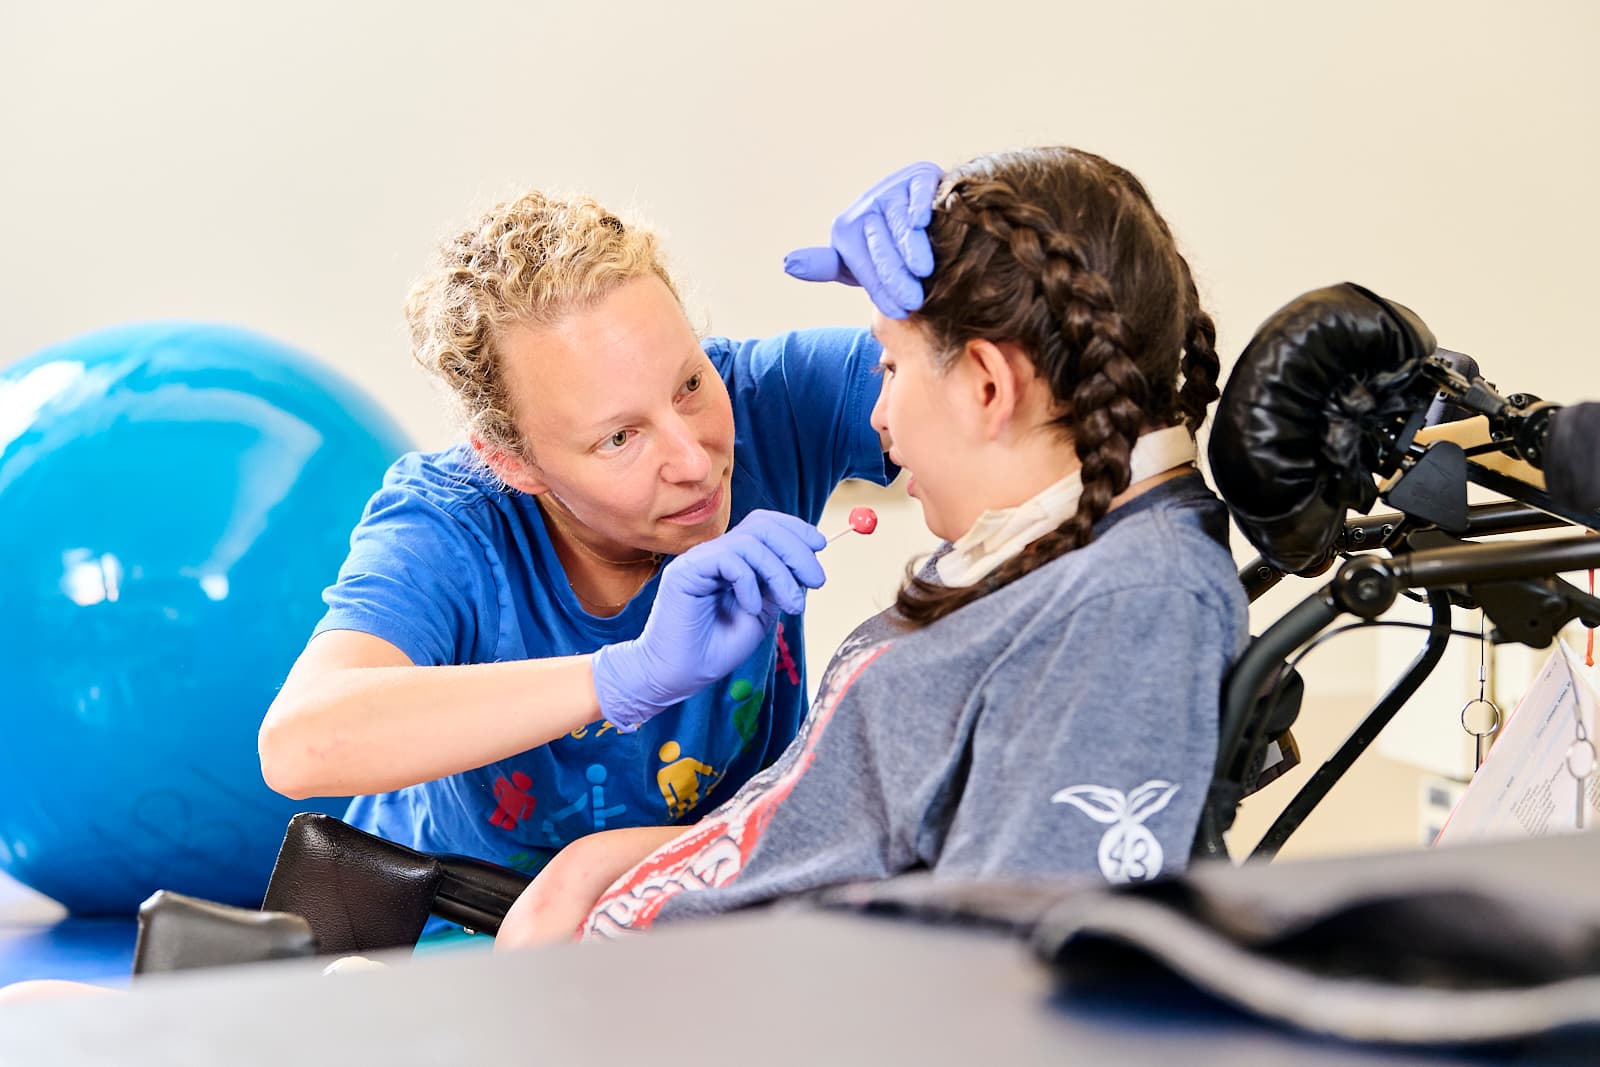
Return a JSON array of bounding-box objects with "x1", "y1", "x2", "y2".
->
[{"x1": 783, "y1": 161, "x2": 943, "y2": 319}]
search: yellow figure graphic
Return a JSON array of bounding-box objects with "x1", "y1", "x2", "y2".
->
[{"x1": 657, "y1": 740, "x2": 715, "y2": 817}]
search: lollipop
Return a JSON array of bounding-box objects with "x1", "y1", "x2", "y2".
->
[{"x1": 826, "y1": 506, "x2": 879, "y2": 545}]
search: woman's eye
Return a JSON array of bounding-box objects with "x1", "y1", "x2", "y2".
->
[
  {"x1": 602, "y1": 429, "x2": 631, "y2": 451},
  {"x1": 684, "y1": 372, "x2": 702, "y2": 393}
]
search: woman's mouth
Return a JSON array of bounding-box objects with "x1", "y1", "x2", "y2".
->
[{"x1": 662, "y1": 485, "x2": 723, "y2": 526}]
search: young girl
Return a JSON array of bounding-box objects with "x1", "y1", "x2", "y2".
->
[{"x1": 494, "y1": 146, "x2": 1249, "y2": 947}]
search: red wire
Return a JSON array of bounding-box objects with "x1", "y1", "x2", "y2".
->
[{"x1": 1588, "y1": 563, "x2": 1595, "y2": 667}]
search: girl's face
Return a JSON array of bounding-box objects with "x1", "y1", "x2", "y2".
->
[
  {"x1": 869, "y1": 313, "x2": 987, "y2": 542},
  {"x1": 490, "y1": 276, "x2": 736, "y2": 558}
]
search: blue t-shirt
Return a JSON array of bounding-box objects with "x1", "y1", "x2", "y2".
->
[{"x1": 313, "y1": 328, "x2": 891, "y2": 886}]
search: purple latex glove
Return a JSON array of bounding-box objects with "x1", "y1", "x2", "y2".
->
[
  {"x1": 591, "y1": 510, "x2": 826, "y2": 732},
  {"x1": 784, "y1": 161, "x2": 943, "y2": 319}
]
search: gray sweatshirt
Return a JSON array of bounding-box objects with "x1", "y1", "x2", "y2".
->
[{"x1": 581, "y1": 474, "x2": 1248, "y2": 938}]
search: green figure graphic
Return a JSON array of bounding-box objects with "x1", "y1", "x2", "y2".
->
[{"x1": 730, "y1": 678, "x2": 765, "y2": 753}]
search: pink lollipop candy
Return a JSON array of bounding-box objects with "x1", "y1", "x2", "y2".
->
[{"x1": 826, "y1": 506, "x2": 879, "y2": 546}]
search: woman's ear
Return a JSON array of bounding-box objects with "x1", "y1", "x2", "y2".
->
[
  {"x1": 470, "y1": 435, "x2": 549, "y2": 495},
  {"x1": 960, "y1": 339, "x2": 1035, "y2": 441}
]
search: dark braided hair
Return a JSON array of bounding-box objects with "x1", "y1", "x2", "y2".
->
[{"x1": 895, "y1": 147, "x2": 1221, "y2": 626}]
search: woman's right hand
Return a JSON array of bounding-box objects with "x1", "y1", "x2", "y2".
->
[{"x1": 590, "y1": 510, "x2": 826, "y2": 732}]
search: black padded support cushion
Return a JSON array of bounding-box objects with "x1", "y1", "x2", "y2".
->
[
  {"x1": 133, "y1": 890, "x2": 316, "y2": 976},
  {"x1": 1547, "y1": 402, "x2": 1600, "y2": 515},
  {"x1": 261, "y1": 813, "x2": 443, "y2": 955},
  {"x1": 1208, "y1": 283, "x2": 1438, "y2": 574}
]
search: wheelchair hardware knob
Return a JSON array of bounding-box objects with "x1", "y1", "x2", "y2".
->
[{"x1": 1332, "y1": 557, "x2": 1398, "y2": 619}]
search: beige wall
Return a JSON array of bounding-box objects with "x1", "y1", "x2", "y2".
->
[{"x1": 4, "y1": 1, "x2": 1597, "y2": 859}]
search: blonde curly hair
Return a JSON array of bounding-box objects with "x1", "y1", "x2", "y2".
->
[{"x1": 406, "y1": 191, "x2": 680, "y2": 456}]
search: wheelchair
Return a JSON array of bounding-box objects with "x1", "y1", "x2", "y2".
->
[
  {"x1": 1196, "y1": 282, "x2": 1599, "y2": 862},
  {"x1": 131, "y1": 282, "x2": 1600, "y2": 974}
]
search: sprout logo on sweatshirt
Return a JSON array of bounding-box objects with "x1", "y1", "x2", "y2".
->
[{"x1": 1051, "y1": 779, "x2": 1180, "y2": 883}]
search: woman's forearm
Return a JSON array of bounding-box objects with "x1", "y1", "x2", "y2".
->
[{"x1": 259, "y1": 648, "x2": 604, "y2": 799}]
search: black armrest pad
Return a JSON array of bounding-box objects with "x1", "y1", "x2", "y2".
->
[
  {"x1": 133, "y1": 890, "x2": 316, "y2": 976},
  {"x1": 261, "y1": 813, "x2": 444, "y2": 955},
  {"x1": 434, "y1": 855, "x2": 533, "y2": 934}
]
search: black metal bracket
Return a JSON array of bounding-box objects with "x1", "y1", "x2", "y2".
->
[
  {"x1": 1238, "y1": 501, "x2": 1568, "y2": 603},
  {"x1": 1248, "y1": 595, "x2": 1451, "y2": 861},
  {"x1": 1205, "y1": 534, "x2": 1600, "y2": 863}
]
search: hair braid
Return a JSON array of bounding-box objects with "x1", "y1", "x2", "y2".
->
[
  {"x1": 895, "y1": 182, "x2": 1146, "y2": 625},
  {"x1": 1007, "y1": 195, "x2": 1148, "y2": 540},
  {"x1": 1093, "y1": 163, "x2": 1222, "y2": 437},
  {"x1": 1109, "y1": 174, "x2": 1221, "y2": 437},
  {"x1": 1175, "y1": 265, "x2": 1221, "y2": 435}
]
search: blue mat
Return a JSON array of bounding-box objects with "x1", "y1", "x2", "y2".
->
[
  {"x1": 0, "y1": 872, "x2": 134, "y2": 988},
  {"x1": 0, "y1": 870, "x2": 506, "y2": 990}
]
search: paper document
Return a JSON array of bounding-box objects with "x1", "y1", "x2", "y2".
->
[{"x1": 1435, "y1": 641, "x2": 1600, "y2": 845}]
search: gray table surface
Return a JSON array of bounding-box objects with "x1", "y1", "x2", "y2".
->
[{"x1": 0, "y1": 904, "x2": 1577, "y2": 1066}]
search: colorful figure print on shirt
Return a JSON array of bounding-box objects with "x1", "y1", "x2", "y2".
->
[
  {"x1": 489, "y1": 771, "x2": 537, "y2": 831},
  {"x1": 1051, "y1": 779, "x2": 1180, "y2": 884},
  {"x1": 582, "y1": 641, "x2": 888, "y2": 939},
  {"x1": 775, "y1": 621, "x2": 800, "y2": 688},
  {"x1": 505, "y1": 849, "x2": 554, "y2": 876},
  {"x1": 729, "y1": 679, "x2": 765, "y2": 753},
  {"x1": 657, "y1": 742, "x2": 717, "y2": 818},
  {"x1": 538, "y1": 763, "x2": 630, "y2": 843}
]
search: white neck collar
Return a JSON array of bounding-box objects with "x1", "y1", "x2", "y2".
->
[{"x1": 933, "y1": 425, "x2": 1197, "y2": 588}]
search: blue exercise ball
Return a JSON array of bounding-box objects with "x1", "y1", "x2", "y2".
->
[{"x1": 0, "y1": 322, "x2": 412, "y2": 915}]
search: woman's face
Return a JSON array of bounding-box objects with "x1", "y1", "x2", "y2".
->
[
  {"x1": 869, "y1": 313, "x2": 984, "y2": 542},
  {"x1": 492, "y1": 276, "x2": 736, "y2": 558}
]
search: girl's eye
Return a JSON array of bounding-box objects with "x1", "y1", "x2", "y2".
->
[
  {"x1": 601, "y1": 429, "x2": 632, "y2": 451},
  {"x1": 684, "y1": 372, "x2": 702, "y2": 393}
]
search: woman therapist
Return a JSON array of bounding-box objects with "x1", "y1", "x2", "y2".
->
[{"x1": 258, "y1": 172, "x2": 936, "y2": 914}]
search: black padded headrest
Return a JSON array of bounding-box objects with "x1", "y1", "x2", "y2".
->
[{"x1": 1209, "y1": 283, "x2": 1437, "y2": 574}]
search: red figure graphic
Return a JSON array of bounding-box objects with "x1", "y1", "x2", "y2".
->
[
  {"x1": 490, "y1": 771, "x2": 537, "y2": 830},
  {"x1": 775, "y1": 622, "x2": 800, "y2": 687}
]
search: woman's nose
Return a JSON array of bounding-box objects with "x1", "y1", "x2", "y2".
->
[{"x1": 661, "y1": 417, "x2": 712, "y2": 484}]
